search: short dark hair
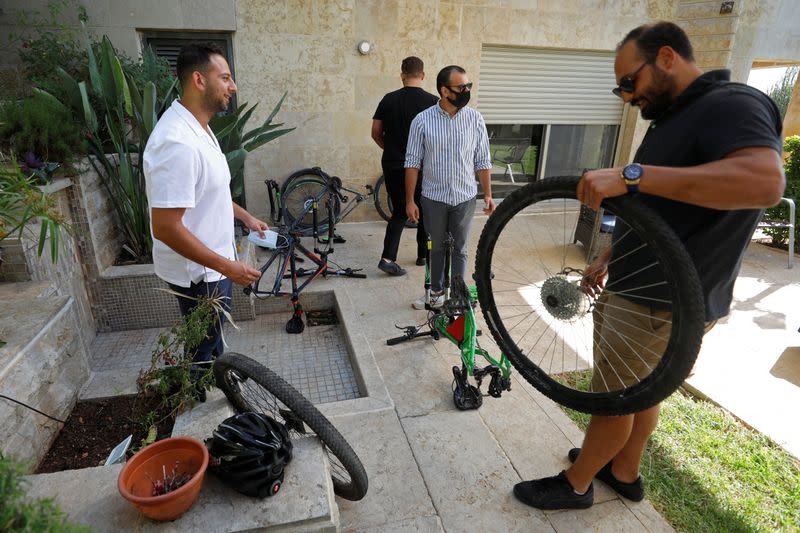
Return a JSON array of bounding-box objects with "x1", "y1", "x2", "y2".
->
[
  {"x1": 176, "y1": 42, "x2": 226, "y2": 88},
  {"x1": 401, "y1": 56, "x2": 424, "y2": 77},
  {"x1": 436, "y1": 65, "x2": 466, "y2": 95},
  {"x1": 619, "y1": 21, "x2": 695, "y2": 63}
]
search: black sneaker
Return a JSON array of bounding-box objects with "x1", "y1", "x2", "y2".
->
[
  {"x1": 416, "y1": 257, "x2": 426, "y2": 266},
  {"x1": 378, "y1": 259, "x2": 406, "y2": 276},
  {"x1": 568, "y1": 448, "x2": 644, "y2": 501},
  {"x1": 513, "y1": 471, "x2": 593, "y2": 510}
]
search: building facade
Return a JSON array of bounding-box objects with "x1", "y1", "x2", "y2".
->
[{"x1": 2, "y1": 0, "x2": 798, "y2": 219}]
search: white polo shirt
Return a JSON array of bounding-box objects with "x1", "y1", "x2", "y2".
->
[{"x1": 143, "y1": 99, "x2": 235, "y2": 287}]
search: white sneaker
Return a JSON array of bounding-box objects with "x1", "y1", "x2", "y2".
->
[
  {"x1": 429, "y1": 291, "x2": 445, "y2": 309},
  {"x1": 412, "y1": 291, "x2": 445, "y2": 310}
]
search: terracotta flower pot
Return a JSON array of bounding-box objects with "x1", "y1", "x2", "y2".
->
[{"x1": 118, "y1": 436, "x2": 209, "y2": 521}]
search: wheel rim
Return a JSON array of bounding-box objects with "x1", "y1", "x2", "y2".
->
[
  {"x1": 218, "y1": 367, "x2": 356, "y2": 494},
  {"x1": 283, "y1": 177, "x2": 337, "y2": 230},
  {"x1": 476, "y1": 177, "x2": 704, "y2": 414}
]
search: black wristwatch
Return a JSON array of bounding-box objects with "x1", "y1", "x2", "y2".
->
[{"x1": 621, "y1": 163, "x2": 644, "y2": 194}]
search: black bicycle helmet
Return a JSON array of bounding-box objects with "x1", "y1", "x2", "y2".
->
[{"x1": 206, "y1": 412, "x2": 293, "y2": 498}]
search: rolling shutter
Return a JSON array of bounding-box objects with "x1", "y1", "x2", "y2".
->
[
  {"x1": 142, "y1": 33, "x2": 234, "y2": 77},
  {"x1": 478, "y1": 46, "x2": 624, "y2": 125}
]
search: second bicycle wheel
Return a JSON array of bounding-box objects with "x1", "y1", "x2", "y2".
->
[
  {"x1": 373, "y1": 175, "x2": 418, "y2": 228},
  {"x1": 475, "y1": 176, "x2": 705, "y2": 415},
  {"x1": 282, "y1": 169, "x2": 341, "y2": 232},
  {"x1": 373, "y1": 175, "x2": 393, "y2": 223},
  {"x1": 214, "y1": 353, "x2": 368, "y2": 500}
]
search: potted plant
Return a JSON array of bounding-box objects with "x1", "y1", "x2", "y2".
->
[{"x1": 117, "y1": 436, "x2": 208, "y2": 522}]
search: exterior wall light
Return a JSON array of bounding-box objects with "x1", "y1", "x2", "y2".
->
[{"x1": 357, "y1": 40, "x2": 372, "y2": 55}]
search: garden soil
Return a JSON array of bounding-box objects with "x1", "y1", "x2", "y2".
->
[{"x1": 36, "y1": 395, "x2": 175, "y2": 473}]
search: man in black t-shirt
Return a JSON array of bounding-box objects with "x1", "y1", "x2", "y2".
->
[
  {"x1": 514, "y1": 22, "x2": 785, "y2": 511},
  {"x1": 372, "y1": 56, "x2": 438, "y2": 276}
]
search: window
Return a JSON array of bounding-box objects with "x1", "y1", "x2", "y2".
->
[
  {"x1": 479, "y1": 46, "x2": 623, "y2": 192},
  {"x1": 488, "y1": 123, "x2": 618, "y2": 184},
  {"x1": 140, "y1": 31, "x2": 237, "y2": 110}
]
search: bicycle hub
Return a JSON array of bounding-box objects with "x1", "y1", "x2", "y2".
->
[{"x1": 540, "y1": 276, "x2": 588, "y2": 321}]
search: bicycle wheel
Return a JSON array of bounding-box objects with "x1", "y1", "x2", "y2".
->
[
  {"x1": 475, "y1": 176, "x2": 705, "y2": 415},
  {"x1": 373, "y1": 175, "x2": 392, "y2": 223},
  {"x1": 282, "y1": 169, "x2": 341, "y2": 232},
  {"x1": 214, "y1": 353, "x2": 368, "y2": 500},
  {"x1": 374, "y1": 174, "x2": 418, "y2": 228}
]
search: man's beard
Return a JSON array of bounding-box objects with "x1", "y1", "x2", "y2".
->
[
  {"x1": 636, "y1": 66, "x2": 674, "y2": 120},
  {"x1": 206, "y1": 92, "x2": 229, "y2": 113}
]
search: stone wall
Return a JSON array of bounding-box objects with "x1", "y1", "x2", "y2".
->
[
  {"x1": 0, "y1": 285, "x2": 90, "y2": 466},
  {"x1": 233, "y1": 0, "x2": 673, "y2": 220},
  {"x1": 0, "y1": 239, "x2": 27, "y2": 282},
  {"x1": 0, "y1": 178, "x2": 96, "y2": 354},
  {"x1": 4, "y1": 0, "x2": 799, "y2": 219}
]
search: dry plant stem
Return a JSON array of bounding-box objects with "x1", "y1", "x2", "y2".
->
[{"x1": 147, "y1": 461, "x2": 193, "y2": 496}]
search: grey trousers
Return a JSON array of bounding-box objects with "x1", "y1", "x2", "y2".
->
[{"x1": 420, "y1": 196, "x2": 476, "y2": 292}]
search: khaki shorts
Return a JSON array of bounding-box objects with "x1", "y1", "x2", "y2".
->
[{"x1": 590, "y1": 293, "x2": 714, "y2": 392}]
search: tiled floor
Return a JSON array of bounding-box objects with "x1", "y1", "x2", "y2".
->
[{"x1": 89, "y1": 312, "x2": 361, "y2": 405}]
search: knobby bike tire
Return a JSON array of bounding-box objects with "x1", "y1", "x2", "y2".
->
[
  {"x1": 474, "y1": 176, "x2": 705, "y2": 415},
  {"x1": 374, "y1": 175, "x2": 418, "y2": 228},
  {"x1": 281, "y1": 169, "x2": 341, "y2": 232},
  {"x1": 214, "y1": 352, "x2": 368, "y2": 500}
]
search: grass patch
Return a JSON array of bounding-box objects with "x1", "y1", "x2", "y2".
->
[{"x1": 559, "y1": 370, "x2": 800, "y2": 532}]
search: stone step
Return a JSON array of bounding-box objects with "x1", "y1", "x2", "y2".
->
[
  {"x1": 24, "y1": 390, "x2": 339, "y2": 532},
  {"x1": 0, "y1": 282, "x2": 90, "y2": 465}
]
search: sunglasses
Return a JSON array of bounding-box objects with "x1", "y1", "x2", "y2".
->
[
  {"x1": 446, "y1": 82, "x2": 473, "y2": 93},
  {"x1": 612, "y1": 62, "x2": 649, "y2": 98}
]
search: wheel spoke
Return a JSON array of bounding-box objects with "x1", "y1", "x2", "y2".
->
[{"x1": 474, "y1": 177, "x2": 704, "y2": 415}]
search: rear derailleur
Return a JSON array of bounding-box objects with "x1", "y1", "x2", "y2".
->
[{"x1": 451, "y1": 363, "x2": 512, "y2": 411}]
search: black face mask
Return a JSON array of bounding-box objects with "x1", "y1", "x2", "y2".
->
[{"x1": 447, "y1": 89, "x2": 470, "y2": 109}]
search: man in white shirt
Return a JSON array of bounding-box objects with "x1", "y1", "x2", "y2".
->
[{"x1": 144, "y1": 43, "x2": 268, "y2": 377}]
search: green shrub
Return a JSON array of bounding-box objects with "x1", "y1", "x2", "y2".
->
[
  {"x1": 0, "y1": 94, "x2": 84, "y2": 165},
  {"x1": 0, "y1": 453, "x2": 91, "y2": 533},
  {"x1": 6, "y1": 0, "x2": 88, "y2": 101},
  {"x1": 762, "y1": 135, "x2": 800, "y2": 252}
]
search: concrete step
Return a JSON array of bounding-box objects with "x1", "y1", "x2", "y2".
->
[{"x1": 24, "y1": 389, "x2": 339, "y2": 532}]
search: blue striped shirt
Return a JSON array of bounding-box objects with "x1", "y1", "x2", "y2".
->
[{"x1": 405, "y1": 102, "x2": 492, "y2": 206}]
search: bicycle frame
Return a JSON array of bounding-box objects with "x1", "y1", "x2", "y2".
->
[
  {"x1": 430, "y1": 284, "x2": 513, "y2": 388},
  {"x1": 246, "y1": 193, "x2": 364, "y2": 333},
  {"x1": 387, "y1": 234, "x2": 512, "y2": 408}
]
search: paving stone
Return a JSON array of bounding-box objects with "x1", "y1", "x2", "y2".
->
[
  {"x1": 623, "y1": 499, "x2": 677, "y2": 533},
  {"x1": 476, "y1": 381, "x2": 617, "y2": 504},
  {"x1": 343, "y1": 515, "x2": 444, "y2": 533},
  {"x1": 548, "y1": 499, "x2": 650, "y2": 532},
  {"x1": 402, "y1": 410, "x2": 554, "y2": 532},
  {"x1": 374, "y1": 341, "x2": 456, "y2": 418},
  {"x1": 332, "y1": 409, "x2": 436, "y2": 531}
]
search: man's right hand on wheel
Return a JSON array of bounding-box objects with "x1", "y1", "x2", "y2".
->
[
  {"x1": 406, "y1": 201, "x2": 420, "y2": 224},
  {"x1": 225, "y1": 260, "x2": 262, "y2": 286},
  {"x1": 581, "y1": 247, "x2": 611, "y2": 298}
]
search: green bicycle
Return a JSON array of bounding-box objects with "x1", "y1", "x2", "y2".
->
[{"x1": 386, "y1": 234, "x2": 512, "y2": 410}]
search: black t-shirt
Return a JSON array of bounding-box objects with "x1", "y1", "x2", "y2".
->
[
  {"x1": 373, "y1": 86, "x2": 438, "y2": 168},
  {"x1": 608, "y1": 70, "x2": 782, "y2": 321}
]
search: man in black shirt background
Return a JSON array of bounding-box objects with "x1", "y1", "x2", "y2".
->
[
  {"x1": 513, "y1": 22, "x2": 785, "y2": 511},
  {"x1": 372, "y1": 56, "x2": 438, "y2": 276}
]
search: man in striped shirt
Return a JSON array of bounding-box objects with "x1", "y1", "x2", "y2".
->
[{"x1": 405, "y1": 65, "x2": 496, "y2": 309}]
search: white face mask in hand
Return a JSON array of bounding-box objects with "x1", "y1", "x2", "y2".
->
[{"x1": 248, "y1": 230, "x2": 280, "y2": 249}]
